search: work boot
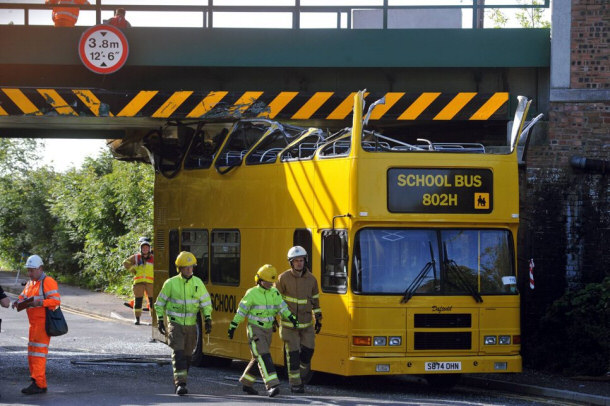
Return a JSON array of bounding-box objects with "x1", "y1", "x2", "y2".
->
[
  {"x1": 291, "y1": 384, "x2": 305, "y2": 393},
  {"x1": 21, "y1": 380, "x2": 47, "y2": 395},
  {"x1": 267, "y1": 386, "x2": 280, "y2": 397},
  {"x1": 175, "y1": 384, "x2": 188, "y2": 396},
  {"x1": 242, "y1": 385, "x2": 258, "y2": 395},
  {"x1": 134, "y1": 317, "x2": 140, "y2": 325}
]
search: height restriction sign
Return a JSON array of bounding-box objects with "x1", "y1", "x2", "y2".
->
[{"x1": 79, "y1": 24, "x2": 129, "y2": 74}]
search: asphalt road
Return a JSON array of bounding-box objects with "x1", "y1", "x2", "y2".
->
[{"x1": 0, "y1": 291, "x2": 584, "y2": 405}]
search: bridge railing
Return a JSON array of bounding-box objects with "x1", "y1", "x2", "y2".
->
[{"x1": 0, "y1": 1, "x2": 550, "y2": 29}]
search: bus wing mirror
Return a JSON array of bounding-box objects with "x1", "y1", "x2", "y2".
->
[{"x1": 363, "y1": 96, "x2": 386, "y2": 126}]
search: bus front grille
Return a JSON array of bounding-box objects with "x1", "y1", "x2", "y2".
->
[
  {"x1": 414, "y1": 313, "x2": 472, "y2": 328},
  {"x1": 414, "y1": 332, "x2": 471, "y2": 350}
]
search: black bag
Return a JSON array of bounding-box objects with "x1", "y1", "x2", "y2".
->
[
  {"x1": 45, "y1": 306, "x2": 68, "y2": 337},
  {"x1": 41, "y1": 275, "x2": 68, "y2": 337}
]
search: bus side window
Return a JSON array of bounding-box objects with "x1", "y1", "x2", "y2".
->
[
  {"x1": 210, "y1": 230, "x2": 240, "y2": 286},
  {"x1": 181, "y1": 229, "x2": 209, "y2": 283},
  {"x1": 293, "y1": 229, "x2": 312, "y2": 268},
  {"x1": 321, "y1": 230, "x2": 348, "y2": 294},
  {"x1": 168, "y1": 229, "x2": 179, "y2": 278}
]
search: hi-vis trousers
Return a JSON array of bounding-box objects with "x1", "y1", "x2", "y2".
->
[
  {"x1": 28, "y1": 317, "x2": 50, "y2": 388},
  {"x1": 168, "y1": 322, "x2": 197, "y2": 386},
  {"x1": 280, "y1": 324, "x2": 315, "y2": 386},
  {"x1": 239, "y1": 324, "x2": 279, "y2": 390}
]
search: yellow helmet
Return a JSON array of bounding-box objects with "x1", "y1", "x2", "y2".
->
[
  {"x1": 175, "y1": 251, "x2": 197, "y2": 268},
  {"x1": 254, "y1": 264, "x2": 277, "y2": 284}
]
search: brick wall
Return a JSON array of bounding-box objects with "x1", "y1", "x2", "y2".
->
[
  {"x1": 520, "y1": 1, "x2": 610, "y2": 363},
  {"x1": 570, "y1": 0, "x2": 609, "y2": 89}
]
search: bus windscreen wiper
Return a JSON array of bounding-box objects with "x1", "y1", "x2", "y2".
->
[
  {"x1": 400, "y1": 242, "x2": 437, "y2": 304},
  {"x1": 443, "y1": 243, "x2": 483, "y2": 303}
]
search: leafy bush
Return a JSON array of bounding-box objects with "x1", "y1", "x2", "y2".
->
[{"x1": 532, "y1": 277, "x2": 610, "y2": 376}]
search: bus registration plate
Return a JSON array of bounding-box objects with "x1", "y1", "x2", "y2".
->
[{"x1": 425, "y1": 361, "x2": 461, "y2": 371}]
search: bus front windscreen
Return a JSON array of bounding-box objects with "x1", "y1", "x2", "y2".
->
[{"x1": 352, "y1": 229, "x2": 516, "y2": 296}]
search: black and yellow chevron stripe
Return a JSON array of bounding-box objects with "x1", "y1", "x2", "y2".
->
[{"x1": 0, "y1": 88, "x2": 508, "y2": 121}]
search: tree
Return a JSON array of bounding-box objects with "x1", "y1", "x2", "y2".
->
[{"x1": 487, "y1": 0, "x2": 551, "y2": 29}]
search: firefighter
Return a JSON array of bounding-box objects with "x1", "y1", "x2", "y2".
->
[
  {"x1": 45, "y1": 0, "x2": 89, "y2": 27},
  {"x1": 276, "y1": 245, "x2": 322, "y2": 393},
  {"x1": 228, "y1": 264, "x2": 298, "y2": 397},
  {"x1": 12, "y1": 255, "x2": 61, "y2": 395},
  {"x1": 123, "y1": 238, "x2": 154, "y2": 324},
  {"x1": 155, "y1": 251, "x2": 212, "y2": 396}
]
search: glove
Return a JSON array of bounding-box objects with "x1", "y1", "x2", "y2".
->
[
  {"x1": 288, "y1": 314, "x2": 298, "y2": 328},
  {"x1": 157, "y1": 319, "x2": 166, "y2": 335},
  {"x1": 272, "y1": 318, "x2": 279, "y2": 333},
  {"x1": 227, "y1": 322, "x2": 237, "y2": 339},
  {"x1": 204, "y1": 317, "x2": 212, "y2": 334},
  {"x1": 315, "y1": 319, "x2": 322, "y2": 334}
]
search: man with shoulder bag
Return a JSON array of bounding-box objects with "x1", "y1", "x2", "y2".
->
[{"x1": 12, "y1": 255, "x2": 61, "y2": 395}]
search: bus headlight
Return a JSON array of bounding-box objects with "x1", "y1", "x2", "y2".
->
[
  {"x1": 499, "y1": 335, "x2": 511, "y2": 345},
  {"x1": 389, "y1": 336, "x2": 402, "y2": 346},
  {"x1": 484, "y1": 335, "x2": 497, "y2": 345},
  {"x1": 373, "y1": 336, "x2": 387, "y2": 346}
]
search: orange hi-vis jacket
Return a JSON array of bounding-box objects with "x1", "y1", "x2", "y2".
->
[
  {"x1": 46, "y1": 0, "x2": 88, "y2": 27},
  {"x1": 17, "y1": 273, "x2": 61, "y2": 389}
]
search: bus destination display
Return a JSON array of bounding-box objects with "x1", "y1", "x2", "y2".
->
[{"x1": 387, "y1": 168, "x2": 493, "y2": 214}]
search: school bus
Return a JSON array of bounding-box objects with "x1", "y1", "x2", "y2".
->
[{"x1": 149, "y1": 91, "x2": 531, "y2": 387}]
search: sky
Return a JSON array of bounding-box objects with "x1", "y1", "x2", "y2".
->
[{"x1": 41, "y1": 139, "x2": 108, "y2": 172}]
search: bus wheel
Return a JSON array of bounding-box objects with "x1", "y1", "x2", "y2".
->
[
  {"x1": 425, "y1": 374, "x2": 461, "y2": 389},
  {"x1": 191, "y1": 315, "x2": 205, "y2": 367},
  {"x1": 192, "y1": 314, "x2": 232, "y2": 368}
]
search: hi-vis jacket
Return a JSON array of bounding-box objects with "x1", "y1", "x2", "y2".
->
[
  {"x1": 232, "y1": 285, "x2": 292, "y2": 330},
  {"x1": 46, "y1": 0, "x2": 88, "y2": 26},
  {"x1": 276, "y1": 268, "x2": 321, "y2": 329},
  {"x1": 17, "y1": 273, "x2": 61, "y2": 321},
  {"x1": 124, "y1": 253, "x2": 154, "y2": 285},
  {"x1": 155, "y1": 274, "x2": 212, "y2": 326}
]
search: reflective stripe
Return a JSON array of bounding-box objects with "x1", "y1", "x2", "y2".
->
[
  {"x1": 156, "y1": 299, "x2": 167, "y2": 306},
  {"x1": 251, "y1": 305, "x2": 277, "y2": 310},
  {"x1": 167, "y1": 297, "x2": 199, "y2": 305},
  {"x1": 267, "y1": 373, "x2": 278, "y2": 381},
  {"x1": 237, "y1": 309, "x2": 248, "y2": 318},
  {"x1": 45, "y1": 290, "x2": 59, "y2": 295},
  {"x1": 200, "y1": 300, "x2": 212, "y2": 308},
  {"x1": 159, "y1": 292, "x2": 169, "y2": 301},
  {"x1": 313, "y1": 308, "x2": 322, "y2": 314},
  {"x1": 241, "y1": 373, "x2": 256, "y2": 383},
  {"x1": 282, "y1": 295, "x2": 307, "y2": 305},
  {"x1": 238, "y1": 303, "x2": 249, "y2": 312},
  {"x1": 311, "y1": 294, "x2": 319, "y2": 299},
  {"x1": 28, "y1": 342, "x2": 48, "y2": 348},
  {"x1": 282, "y1": 320, "x2": 312, "y2": 328},
  {"x1": 247, "y1": 314, "x2": 274, "y2": 323},
  {"x1": 54, "y1": 11, "x2": 78, "y2": 20},
  {"x1": 28, "y1": 351, "x2": 47, "y2": 358},
  {"x1": 133, "y1": 275, "x2": 154, "y2": 281},
  {"x1": 289, "y1": 372, "x2": 300, "y2": 379},
  {"x1": 166, "y1": 310, "x2": 198, "y2": 318}
]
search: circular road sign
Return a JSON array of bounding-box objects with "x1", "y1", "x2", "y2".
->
[{"x1": 79, "y1": 24, "x2": 129, "y2": 74}]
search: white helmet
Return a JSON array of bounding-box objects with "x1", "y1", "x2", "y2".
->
[
  {"x1": 287, "y1": 245, "x2": 307, "y2": 262},
  {"x1": 25, "y1": 255, "x2": 44, "y2": 268}
]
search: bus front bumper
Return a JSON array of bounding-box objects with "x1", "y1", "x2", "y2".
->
[{"x1": 345, "y1": 355, "x2": 522, "y2": 376}]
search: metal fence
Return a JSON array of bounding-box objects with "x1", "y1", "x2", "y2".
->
[{"x1": 0, "y1": 1, "x2": 550, "y2": 29}]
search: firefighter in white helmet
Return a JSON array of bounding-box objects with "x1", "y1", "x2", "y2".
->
[
  {"x1": 275, "y1": 246, "x2": 322, "y2": 393},
  {"x1": 228, "y1": 264, "x2": 297, "y2": 397}
]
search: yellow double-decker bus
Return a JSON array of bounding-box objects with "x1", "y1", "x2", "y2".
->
[{"x1": 150, "y1": 91, "x2": 532, "y2": 387}]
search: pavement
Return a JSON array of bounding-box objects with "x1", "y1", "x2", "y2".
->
[{"x1": 1, "y1": 270, "x2": 608, "y2": 406}]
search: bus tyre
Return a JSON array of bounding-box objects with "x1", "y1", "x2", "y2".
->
[
  {"x1": 426, "y1": 374, "x2": 461, "y2": 389},
  {"x1": 191, "y1": 314, "x2": 204, "y2": 367}
]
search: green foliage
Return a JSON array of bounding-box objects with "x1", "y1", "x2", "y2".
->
[
  {"x1": 487, "y1": 0, "x2": 550, "y2": 29},
  {"x1": 0, "y1": 141, "x2": 153, "y2": 296},
  {"x1": 530, "y1": 278, "x2": 610, "y2": 376}
]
